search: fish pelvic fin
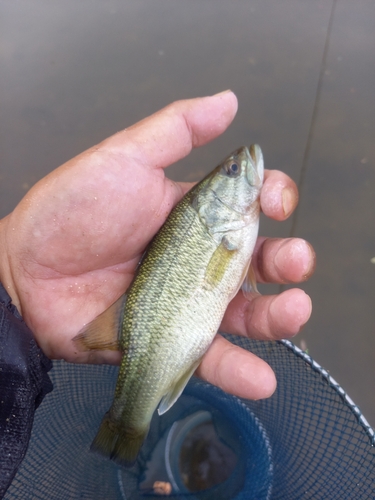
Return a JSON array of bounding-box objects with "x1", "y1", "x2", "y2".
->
[
  {"x1": 73, "y1": 293, "x2": 127, "y2": 351},
  {"x1": 241, "y1": 262, "x2": 260, "y2": 300},
  {"x1": 90, "y1": 413, "x2": 148, "y2": 468}
]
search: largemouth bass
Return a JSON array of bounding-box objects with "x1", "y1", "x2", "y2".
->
[{"x1": 73, "y1": 144, "x2": 264, "y2": 466}]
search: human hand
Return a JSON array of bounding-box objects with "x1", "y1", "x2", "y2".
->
[{"x1": 0, "y1": 91, "x2": 314, "y2": 400}]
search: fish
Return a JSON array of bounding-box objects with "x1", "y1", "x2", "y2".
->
[{"x1": 73, "y1": 144, "x2": 264, "y2": 467}]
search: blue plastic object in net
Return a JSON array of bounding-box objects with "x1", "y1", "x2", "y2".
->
[{"x1": 4, "y1": 335, "x2": 375, "y2": 499}]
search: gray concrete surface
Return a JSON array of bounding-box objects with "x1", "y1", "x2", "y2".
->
[{"x1": 1, "y1": 1, "x2": 374, "y2": 427}]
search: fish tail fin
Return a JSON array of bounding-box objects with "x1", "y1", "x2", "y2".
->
[
  {"x1": 112, "y1": 429, "x2": 148, "y2": 467},
  {"x1": 90, "y1": 413, "x2": 147, "y2": 467},
  {"x1": 90, "y1": 413, "x2": 119, "y2": 458}
]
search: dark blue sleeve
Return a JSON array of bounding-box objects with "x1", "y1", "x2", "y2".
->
[{"x1": 0, "y1": 284, "x2": 53, "y2": 498}]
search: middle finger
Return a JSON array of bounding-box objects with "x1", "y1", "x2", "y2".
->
[{"x1": 253, "y1": 237, "x2": 315, "y2": 284}]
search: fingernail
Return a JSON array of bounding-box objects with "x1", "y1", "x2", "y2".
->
[
  {"x1": 214, "y1": 89, "x2": 233, "y2": 96},
  {"x1": 282, "y1": 187, "x2": 296, "y2": 217},
  {"x1": 303, "y1": 242, "x2": 316, "y2": 279},
  {"x1": 275, "y1": 239, "x2": 315, "y2": 282}
]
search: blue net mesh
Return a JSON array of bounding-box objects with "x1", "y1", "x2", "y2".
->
[{"x1": 4, "y1": 335, "x2": 375, "y2": 499}]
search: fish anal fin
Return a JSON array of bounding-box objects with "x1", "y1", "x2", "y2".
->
[
  {"x1": 90, "y1": 413, "x2": 147, "y2": 467},
  {"x1": 241, "y1": 262, "x2": 260, "y2": 300},
  {"x1": 73, "y1": 293, "x2": 126, "y2": 351},
  {"x1": 158, "y1": 359, "x2": 201, "y2": 415}
]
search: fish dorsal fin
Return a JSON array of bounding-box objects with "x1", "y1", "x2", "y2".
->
[
  {"x1": 241, "y1": 262, "x2": 260, "y2": 300},
  {"x1": 73, "y1": 293, "x2": 126, "y2": 351},
  {"x1": 158, "y1": 359, "x2": 202, "y2": 415}
]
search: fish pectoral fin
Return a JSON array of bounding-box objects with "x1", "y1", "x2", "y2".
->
[
  {"x1": 204, "y1": 240, "x2": 237, "y2": 288},
  {"x1": 241, "y1": 262, "x2": 260, "y2": 300},
  {"x1": 91, "y1": 413, "x2": 147, "y2": 467},
  {"x1": 158, "y1": 359, "x2": 202, "y2": 416},
  {"x1": 72, "y1": 293, "x2": 126, "y2": 351}
]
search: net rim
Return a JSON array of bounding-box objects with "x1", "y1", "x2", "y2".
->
[{"x1": 280, "y1": 339, "x2": 375, "y2": 446}]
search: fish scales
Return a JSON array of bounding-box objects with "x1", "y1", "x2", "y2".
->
[
  {"x1": 115, "y1": 195, "x2": 228, "y2": 423},
  {"x1": 73, "y1": 144, "x2": 264, "y2": 467}
]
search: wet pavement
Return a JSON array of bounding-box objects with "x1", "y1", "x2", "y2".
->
[{"x1": 1, "y1": 0, "x2": 374, "y2": 426}]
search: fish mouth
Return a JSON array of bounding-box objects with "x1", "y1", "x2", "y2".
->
[
  {"x1": 248, "y1": 144, "x2": 264, "y2": 186},
  {"x1": 249, "y1": 144, "x2": 261, "y2": 164},
  {"x1": 232, "y1": 145, "x2": 263, "y2": 188}
]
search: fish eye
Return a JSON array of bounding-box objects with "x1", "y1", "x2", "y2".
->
[{"x1": 226, "y1": 162, "x2": 239, "y2": 176}]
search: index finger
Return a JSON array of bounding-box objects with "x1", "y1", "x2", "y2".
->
[{"x1": 260, "y1": 170, "x2": 299, "y2": 221}]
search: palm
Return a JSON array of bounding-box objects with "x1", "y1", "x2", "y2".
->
[
  {"x1": 0, "y1": 93, "x2": 314, "y2": 400},
  {"x1": 5, "y1": 149, "x2": 187, "y2": 363}
]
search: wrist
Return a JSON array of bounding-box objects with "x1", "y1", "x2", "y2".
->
[
  {"x1": 0, "y1": 216, "x2": 22, "y2": 315},
  {"x1": 0, "y1": 279, "x2": 53, "y2": 496}
]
